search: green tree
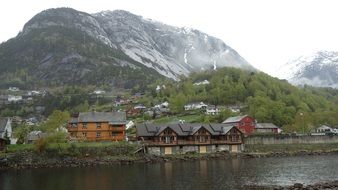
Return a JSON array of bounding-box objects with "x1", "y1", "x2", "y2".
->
[
  {"x1": 39, "y1": 110, "x2": 70, "y2": 143},
  {"x1": 41, "y1": 110, "x2": 70, "y2": 132},
  {"x1": 13, "y1": 124, "x2": 31, "y2": 144},
  {"x1": 169, "y1": 93, "x2": 187, "y2": 113},
  {"x1": 4, "y1": 130, "x2": 10, "y2": 144}
]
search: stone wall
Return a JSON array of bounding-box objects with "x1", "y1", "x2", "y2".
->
[
  {"x1": 146, "y1": 144, "x2": 243, "y2": 155},
  {"x1": 245, "y1": 135, "x2": 338, "y2": 145}
]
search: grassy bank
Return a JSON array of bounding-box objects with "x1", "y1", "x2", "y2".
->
[
  {"x1": 245, "y1": 143, "x2": 338, "y2": 153},
  {"x1": 1, "y1": 141, "x2": 141, "y2": 157}
]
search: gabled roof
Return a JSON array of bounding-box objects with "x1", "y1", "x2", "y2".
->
[
  {"x1": 222, "y1": 115, "x2": 249, "y2": 123},
  {"x1": 0, "y1": 118, "x2": 9, "y2": 132},
  {"x1": 27, "y1": 131, "x2": 48, "y2": 141},
  {"x1": 70, "y1": 112, "x2": 126, "y2": 124},
  {"x1": 136, "y1": 123, "x2": 240, "y2": 137},
  {"x1": 317, "y1": 125, "x2": 332, "y2": 130},
  {"x1": 256, "y1": 123, "x2": 279, "y2": 129}
]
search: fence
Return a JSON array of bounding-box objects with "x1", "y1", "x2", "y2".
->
[{"x1": 245, "y1": 134, "x2": 338, "y2": 145}]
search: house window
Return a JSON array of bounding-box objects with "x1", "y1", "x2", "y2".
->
[
  {"x1": 230, "y1": 135, "x2": 239, "y2": 142},
  {"x1": 161, "y1": 136, "x2": 174, "y2": 144},
  {"x1": 161, "y1": 129, "x2": 175, "y2": 144},
  {"x1": 82, "y1": 132, "x2": 87, "y2": 137},
  {"x1": 199, "y1": 136, "x2": 206, "y2": 142},
  {"x1": 96, "y1": 123, "x2": 101, "y2": 129},
  {"x1": 82, "y1": 123, "x2": 87, "y2": 129},
  {"x1": 166, "y1": 136, "x2": 173, "y2": 143},
  {"x1": 241, "y1": 122, "x2": 244, "y2": 126},
  {"x1": 96, "y1": 132, "x2": 101, "y2": 138},
  {"x1": 71, "y1": 123, "x2": 77, "y2": 128}
]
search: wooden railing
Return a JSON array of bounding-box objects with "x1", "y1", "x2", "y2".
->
[
  {"x1": 110, "y1": 127, "x2": 125, "y2": 132},
  {"x1": 67, "y1": 127, "x2": 125, "y2": 132}
]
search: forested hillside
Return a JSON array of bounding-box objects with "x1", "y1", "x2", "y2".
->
[{"x1": 145, "y1": 67, "x2": 338, "y2": 131}]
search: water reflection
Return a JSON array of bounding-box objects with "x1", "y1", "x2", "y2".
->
[{"x1": 1, "y1": 155, "x2": 338, "y2": 190}]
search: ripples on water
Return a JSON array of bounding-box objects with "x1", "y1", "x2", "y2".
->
[{"x1": 1, "y1": 155, "x2": 338, "y2": 190}]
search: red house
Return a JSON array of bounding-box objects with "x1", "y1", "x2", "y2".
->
[{"x1": 222, "y1": 115, "x2": 256, "y2": 135}]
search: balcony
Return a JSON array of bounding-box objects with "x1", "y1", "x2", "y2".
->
[{"x1": 109, "y1": 126, "x2": 125, "y2": 132}]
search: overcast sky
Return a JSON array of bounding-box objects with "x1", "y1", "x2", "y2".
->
[{"x1": 1, "y1": 0, "x2": 338, "y2": 78}]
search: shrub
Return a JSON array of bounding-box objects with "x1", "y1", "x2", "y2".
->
[{"x1": 34, "y1": 138, "x2": 48, "y2": 153}]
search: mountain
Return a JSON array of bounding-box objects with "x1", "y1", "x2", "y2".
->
[
  {"x1": 0, "y1": 8, "x2": 254, "y2": 88},
  {"x1": 280, "y1": 51, "x2": 338, "y2": 88}
]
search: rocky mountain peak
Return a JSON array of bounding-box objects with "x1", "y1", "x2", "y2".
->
[
  {"x1": 280, "y1": 51, "x2": 338, "y2": 88},
  {"x1": 0, "y1": 7, "x2": 255, "y2": 88}
]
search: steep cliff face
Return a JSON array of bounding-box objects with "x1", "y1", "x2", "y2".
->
[
  {"x1": 0, "y1": 8, "x2": 254, "y2": 88},
  {"x1": 92, "y1": 10, "x2": 254, "y2": 79}
]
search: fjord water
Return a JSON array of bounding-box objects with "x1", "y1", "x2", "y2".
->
[{"x1": 1, "y1": 155, "x2": 338, "y2": 190}]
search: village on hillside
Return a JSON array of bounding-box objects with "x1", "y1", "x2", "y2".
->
[{"x1": 1, "y1": 86, "x2": 337, "y2": 155}]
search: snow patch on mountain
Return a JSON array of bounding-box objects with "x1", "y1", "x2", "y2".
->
[{"x1": 279, "y1": 51, "x2": 338, "y2": 88}]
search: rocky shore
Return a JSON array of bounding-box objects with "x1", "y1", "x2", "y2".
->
[
  {"x1": 241, "y1": 149, "x2": 338, "y2": 159},
  {"x1": 1, "y1": 149, "x2": 338, "y2": 170},
  {"x1": 0, "y1": 151, "x2": 238, "y2": 170},
  {"x1": 245, "y1": 181, "x2": 338, "y2": 190}
]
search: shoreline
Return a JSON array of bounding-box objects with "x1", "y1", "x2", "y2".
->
[
  {"x1": 245, "y1": 180, "x2": 338, "y2": 190},
  {"x1": 1, "y1": 149, "x2": 338, "y2": 171}
]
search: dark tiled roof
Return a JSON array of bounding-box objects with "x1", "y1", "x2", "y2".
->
[
  {"x1": 0, "y1": 118, "x2": 8, "y2": 132},
  {"x1": 136, "y1": 123, "x2": 240, "y2": 137},
  {"x1": 70, "y1": 112, "x2": 126, "y2": 124},
  {"x1": 222, "y1": 115, "x2": 248, "y2": 123}
]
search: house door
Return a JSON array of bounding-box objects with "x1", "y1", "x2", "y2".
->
[
  {"x1": 231, "y1": 145, "x2": 238, "y2": 153},
  {"x1": 199, "y1": 146, "x2": 207, "y2": 153},
  {"x1": 164, "y1": 147, "x2": 172, "y2": 155}
]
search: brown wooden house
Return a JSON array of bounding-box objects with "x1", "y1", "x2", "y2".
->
[
  {"x1": 67, "y1": 112, "x2": 126, "y2": 142},
  {"x1": 136, "y1": 123, "x2": 244, "y2": 155}
]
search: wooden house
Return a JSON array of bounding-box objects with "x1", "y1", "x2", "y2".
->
[
  {"x1": 67, "y1": 112, "x2": 126, "y2": 141},
  {"x1": 222, "y1": 115, "x2": 256, "y2": 135},
  {"x1": 136, "y1": 123, "x2": 244, "y2": 155}
]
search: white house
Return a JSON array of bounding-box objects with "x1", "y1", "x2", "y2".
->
[
  {"x1": 134, "y1": 105, "x2": 147, "y2": 110},
  {"x1": 315, "y1": 125, "x2": 334, "y2": 133},
  {"x1": 154, "y1": 101, "x2": 169, "y2": 109},
  {"x1": 0, "y1": 118, "x2": 16, "y2": 144},
  {"x1": 155, "y1": 85, "x2": 166, "y2": 92},
  {"x1": 206, "y1": 106, "x2": 220, "y2": 115},
  {"x1": 8, "y1": 87, "x2": 20, "y2": 92},
  {"x1": 227, "y1": 105, "x2": 243, "y2": 113},
  {"x1": 93, "y1": 90, "x2": 106, "y2": 95},
  {"x1": 193, "y1": 80, "x2": 210, "y2": 86},
  {"x1": 184, "y1": 102, "x2": 208, "y2": 111},
  {"x1": 27, "y1": 90, "x2": 42, "y2": 96},
  {"x1": 8, "y1": 95, "x2": 23, "y2": 102}
]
